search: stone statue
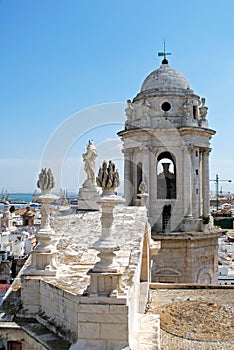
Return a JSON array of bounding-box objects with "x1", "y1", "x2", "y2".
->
[
  {"x1": 183, "y1": 99, "x2": 192, "y2": 114},
  {"x1": 125, "y1": 99, "x2": 133, "y2": 118},
  {"x1": 37, "y1": 168, "x2": 55, "y2": 193},
  {"x1": 83, "y1": 140, "x2": 97, "y2": 183},
  {"x1": 125, "y1": 99, "x2": 134, "y2": 130},
  {"x1": 96, "y1": 160, "x2": 120, "y2": 190},
  {"x1": 142, "y1": 98, "x2": 151, "y2": 115},
  {"x1": 199, "y1": 97, "x2": 208, "y2": 119}
]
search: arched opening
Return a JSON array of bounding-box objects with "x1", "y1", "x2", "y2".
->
[
  {"x1": 137, "y1": 162, "x2": 143, "y2": 193},
  {"x1": 162, "y1": 204, "x2": 171, "y2": 232},
  {"x1": 157, "y1": 152, "x2": 176, "y2": 199},
  {"x1": 196, "y1": 268, "x2": 212, "y2": 284}
]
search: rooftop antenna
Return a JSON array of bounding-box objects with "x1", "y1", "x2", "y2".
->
[{"x1": 158, "y1": 39, "x2": 171, "y2": 64}]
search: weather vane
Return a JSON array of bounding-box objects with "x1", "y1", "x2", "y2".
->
[{"x1": 158, "y1": 40, "x2": 171, "y2": 63}]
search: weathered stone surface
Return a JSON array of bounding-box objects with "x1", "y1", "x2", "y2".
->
[
  {"x1": 151, "y1": 231, "x2": 222, "y2": 284},
  {"x1": 148, "y1": 287, "x2": 234, "y2": 350},
  {"x1": 52, "y1": 207, "x2": 148, "y2": 294},
  {"x1": 0, "y1": 207, "x2": 150, "y2": 349}
]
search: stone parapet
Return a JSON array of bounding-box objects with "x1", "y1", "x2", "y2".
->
[{"x1": 11, "y1": 206, "x2": 150, "y2": 349}]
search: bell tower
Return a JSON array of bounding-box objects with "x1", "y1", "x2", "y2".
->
[{"x1": 118, "y1": 57, "x2": 215, "y2": 233}]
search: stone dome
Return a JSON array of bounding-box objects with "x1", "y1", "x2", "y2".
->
[{"x1": 141, "y1": 63, "x2": 190, "y2": 92}]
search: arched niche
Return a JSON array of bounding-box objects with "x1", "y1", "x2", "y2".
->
[
  {"x1": 157, "y1": 152, "x2": 176, "y2": 199},
  {"x1": 152, "y1": 267, "x2": 181, "y2": 283},
  {"x1": 196, "y1": 267, "x2": 212, "y2": 284}
]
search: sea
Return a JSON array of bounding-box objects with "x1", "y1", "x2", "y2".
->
[
  {"x1": 6, "y1": 193, "x2": 33, "y2": 203},
  {"x1": 0, "y1": 193, "x2": 33, "y2": 210}
]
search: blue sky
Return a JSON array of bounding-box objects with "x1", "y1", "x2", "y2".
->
[{"x1": 0, "y1": 0, "x2": 234, "y2": 193}]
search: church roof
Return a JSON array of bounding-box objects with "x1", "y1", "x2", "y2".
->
[{"x1": 141, "y1": 63, "x2": 190, "y2": 93}]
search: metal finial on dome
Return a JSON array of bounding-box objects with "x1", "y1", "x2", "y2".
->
[{"x1": 158, "y1": 39, "x2": 171, "y2": 64}]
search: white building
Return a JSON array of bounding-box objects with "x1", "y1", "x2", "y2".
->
[
  {"x1": 218, "y1": 266, "x2": 234, "y2": 285},
  {"x1": 118, "y1": 57, "x2": 215, "y2": 233},
  {"x1": 118, "y1": 56, "x2": 222, "y2": 284},
  {"x1": 218, "y1": 235, "x2": 234, "y2": 285}
]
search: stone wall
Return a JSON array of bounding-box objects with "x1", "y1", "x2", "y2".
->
[
  {"x1": 0, "y1": 322, "x2": 70, "y2": 350},
  {"x1": 1, "y1": 207, "x2": 161, "y2": 349},
  {"x1": 21, "y1": 277, "x2": 77, "y2": 342},
  {"x1": 0, "y1": 326, "x2": 46, "y2": 350},
  {"x1": 19, "y1": 223, "x2": 156, "y2": 349},
  {"x1": 151, "y1": 233, "x2": 220, "y2": 284},
  {"x1": 74, "y1": 299, "x2": 129, "y2": 350}
]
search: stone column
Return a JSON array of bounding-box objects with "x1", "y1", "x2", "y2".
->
[
  {"x1": 148, "y1": 147, "x2": 156, "y2": 226},
  {"x1": 123, "y1": 149, "x2": 133, "y2": 206},
  {"x1": 183, "y1": 144, "x2": 193, "y2": 217},
  {"x1": 202, "y1": 148, "x2": 211, "y2": 217},
  {"x1": 88, "y1": 160, "x2": 125, "y2": 297},
  {"x1": 93, "y1": 194, "x2": 125, "y2": 273},
  {"x1": 140, "y1": 143, "x2": 150, "y2": 209},
  {"x1": 192, "y1": 147, "x2": 200, "y2": 218},
  {"x1": 199, "y1": 149, "x2": 203, "y2": 217},
  {"x1": 24, "y1": 168, "x2": 58, "y2": 276}
]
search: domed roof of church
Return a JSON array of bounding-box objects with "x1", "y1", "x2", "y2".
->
[{"x1": 141, "y1": 62, "x2": 190, "y2": 92}]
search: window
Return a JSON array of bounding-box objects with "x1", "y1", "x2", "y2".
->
[
  {"x1": 161, "y1": 102, "x2": 171, "y2": 112},
  {"x1": 7, "y1": 341, "x2": 22, "y2": 350},
  {"x1": 193, "y1": 106, "x2": 197, "y2": 119},
  {"x1": 137, "y1": 162, "x2": 142, "y2": 193}
]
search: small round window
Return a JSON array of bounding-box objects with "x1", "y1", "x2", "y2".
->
[{"x1": 161, "y1": 102, "x2": 171, "y2": 112}]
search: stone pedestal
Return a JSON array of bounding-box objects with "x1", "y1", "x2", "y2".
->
[
  {"x1": 29, "y1": 251, "x2": 57, "y2": 274},
  {"x1": 138, "y1": 193, "x2": 149, "y2": 207},
  {"x1": 93, "y1": 192, "x2": 125, "y2": 272},
  {"x1": 78, "y1": 181, "x2": 101, "y2": 210},
  {"x1": 24, "y1": 193, "x2": 58, "y2": 276},
  {"x1": 87, "y1": 271, "x2": 123, "y2": 297},
  {"x1": 88, "y1": 190, "x2": 125, "y2": 297}
]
